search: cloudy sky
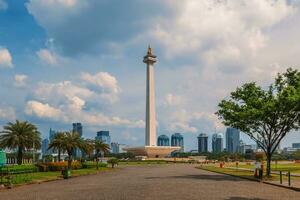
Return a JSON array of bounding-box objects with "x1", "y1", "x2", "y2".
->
[{"x1": 0, "y1": 0, "x2": 300, "y2": 151}]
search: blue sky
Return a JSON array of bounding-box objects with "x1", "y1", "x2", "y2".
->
[{"x1": 0, "y1": 0, "x2": 300, "y2": 151}]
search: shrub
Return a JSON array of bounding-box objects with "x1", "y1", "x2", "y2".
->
[
  {"x1": 107, "y1": 158, "x2": 119, "y2": 168},
  {"x1": 4, "y1": 164, "x2": 38, "y2": 173},
  {"x1": 82, "y1": 161, "x2": 107, "y2": 169},
  {"x1": 46, "y1": 161, "x2": 82, "y2": 171}
]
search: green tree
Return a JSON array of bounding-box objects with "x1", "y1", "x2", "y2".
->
[
  {"x1": 107, "y1": 157, "x2": 118, "y2": 168},
  {"x1": 217, "y1": 68, "x2": 300, "y2": 176},
  {"x1": 48, "y1": 132, "x2": 65, "y2": 162},
  {"x1": 61, "y1": 131, "x2": 85, "y2": 170},
  {"x1": 94, "y1": 140, "x2": 110, "y2": 170},
  {"x1": 83, "y1": 139, "x2": 95, "y2": 160},
  {"x1": 0, "y1": 120, "x2": 41, "y2": 165}
]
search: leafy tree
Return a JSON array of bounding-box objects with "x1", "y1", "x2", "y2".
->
[
  {"x1": 61, "y1": 131, "x2": 85, "y2": 170},
  {"x1": 48, "y1": 132, "x2": 65, "y2": 162},
  {"x1": 83, "y1": 139, "x2": 95, "y2": 160},
  {"x1": 0, "y1": 120, "x2": 41, "y2": 165},
  {"x1": 94, "y1": 140, "x2": 110, "y2": 170},
  {"x1": 217, "y1": 68, "x2": 300, "y2": 176}
]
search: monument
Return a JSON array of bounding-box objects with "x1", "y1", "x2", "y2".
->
[{"x1": 125, "y1": 46, "x2": 180, "y2": 158}]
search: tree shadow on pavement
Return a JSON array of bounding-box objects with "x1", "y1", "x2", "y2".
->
[
  {"x1": 225, "y1": 197, "x2": 266, "y2": 200},
  {"x1": 145, "y1": 174, "x2": 248, "y2": 182}
]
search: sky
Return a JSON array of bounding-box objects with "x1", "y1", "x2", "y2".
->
[{"x1": 0, "y1": 0, "x2": 300, "y2": 151}]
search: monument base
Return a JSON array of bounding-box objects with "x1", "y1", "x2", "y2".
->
[{"x1": 123, "y1": 146, "x2": 181, "y2": 158}]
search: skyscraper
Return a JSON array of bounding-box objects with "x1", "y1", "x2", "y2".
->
[
  {"x1": 171, "y1": 133, "x2": 184, "y2": 152},
  {"x1": 212, "y1": 133, "x2": 223, "y2": 153},
  {"x1": 72, "y1": 123, "x2": 83, "y2": 137},
  {"x1": 49, "y1": 128, "x2": 57, "y2": 142},
  {"x1": 111, "y1": 142, "x2": 120, "y2": 154},
  {"x1": 42, "y1": 138, "x2": 49, "y2": 156},
  {"x1": 198, "y1": 133, "x2": 208, "y2": 153},
  {"x1": 95, "y1": 131, "x2": 111, "y2": 147},
  {"x1": 157, "y1": 135, "x2": 170, "y2": 146},
  {"x1": 226, "y1": 127, "x2": 240, "y2": 153}
]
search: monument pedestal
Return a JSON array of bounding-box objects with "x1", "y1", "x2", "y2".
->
[{"x1": 124, "y1": 146, "x2": 181, "y2": 158}]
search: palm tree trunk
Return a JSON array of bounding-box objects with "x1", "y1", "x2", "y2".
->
[
  {"x1": 58, "y1": 148, "x2": 61, "y2": 162},
  {"x1": 17, "y1": 147, "x2": 23, "y2": 165},
  {"x1": 68, "y1": 152, "x2": 72, "y2": 170}
]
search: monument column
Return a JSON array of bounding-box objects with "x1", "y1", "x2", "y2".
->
[{"x1": 143, "y1": 46, "x2": 157, "y2": 146}]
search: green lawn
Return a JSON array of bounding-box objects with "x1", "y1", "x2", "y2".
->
[
  {"x1": 1, "y1": 167, "x2": 110, "y2": 186},
  {"x1": 224, "y1": 162, "x2": 300, "y2": 173},
  {"x1": 198, "y1": 163, "x2": 300, "y2": 184}
]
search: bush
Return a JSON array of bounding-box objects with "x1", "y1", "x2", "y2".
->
[
  {"x1": 107, "y1": 158, "x2": 119, "y2": 168},
  {"x1": 3, "y1": 164, "x2": 38, "y2": 173},
  {"x1": 46, "y1": 161, "x2": 82, "y2": 171},
  {"x1": 82, "y1": 161, "x2": 107, "y2": 169}
]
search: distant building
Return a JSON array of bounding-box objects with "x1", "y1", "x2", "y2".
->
[
  {"x1": 119, "y1": 144, "x2": 130, "y2": 153},
  {"x1": 239, "y1": 140, "x2": 252, "y2": 154},
  {"x1": 157, "y1": 135, "x2": 170, "y2": 146},
  {"x1": 111, "y1": 142, "x2": 119, "y2": 154},
  {"x1": 95, "y1": 131, "x2": 111, "y2": 148},
  {"x1": 226, "y1": 127, "x2": 240, "y2": 153},
  {"x1": 198, "y1": 133, "x2": 208, "y2": 153},
  {"x1": 72, "y1": 123, "x2": 83, "y2": 137},
  {"x1": 42, "y1": 139, "x2": 49, "y2": 156},
  {"x1": 292, "y1": 143, "x2": 300, "y2": 149},
  {"x1": 212, "y1": 133, "x2": 223, "y2": 153},
  {"x1": 282, "y1": 147, "x2": 300, "y2": 154},
  {"x1": 49, "y1": 128, "x2": 57, "y2": 142},
  {"x1": 171, "y1": 133, "x2": 184, "y2": 152}
]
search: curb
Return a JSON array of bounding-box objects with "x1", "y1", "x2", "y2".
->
[{"x1": 197, "y1": 167, "x2": 300, "y2": 192}]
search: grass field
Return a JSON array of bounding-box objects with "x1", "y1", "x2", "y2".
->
[
  {"x1": 1, "y1": 167, "x2": 110, "y2": 186},
  {"x1": 223, "y1": 162, "x2": 300, "y2": 173}
]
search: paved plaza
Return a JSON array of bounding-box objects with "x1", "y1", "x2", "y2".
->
[{"x1": 0, "y1": 164, "x2": 299, "y2": 200}]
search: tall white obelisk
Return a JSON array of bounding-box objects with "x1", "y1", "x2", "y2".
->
[{"x1": 143, "y1": 46, "x2": 157, "y2": 146}]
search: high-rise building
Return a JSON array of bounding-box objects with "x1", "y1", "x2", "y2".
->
[
  {"x1": 171, "y1": 133, "x2": 184, "y2": 152},
  {"x1": 49, "y1": 128, "x2": 57, "y2": 142},
  {"x1": 157, "y1": 135, "x2": 170, "y2": 146},
  {"x1": 212, "y1": 133, "x2": 223, "y2": 153},
  {"x1": 292, "y1": 143, "x2": 300, "y2": 149},
  {"x1": 226, "y1": 127, "x2": 240, "y2": 153},
  {"x1": 72, "y1": 123, "x2": 83, "y2": 137},
  {"x1": 95, "y1": 131, "x2": 111, "y2": 148},
  {"x1": 111, "y1": 142, "x2": 120, "y2": 154},
  {"x1": 238, "y1": 140, "x2": 252, "y2": 154},
  {"x1": 198, "y1": 133, "x2": 208, "y2": 153},
  {"x1": 42, "y1": 138, "x2": 49, "y2": 156}
]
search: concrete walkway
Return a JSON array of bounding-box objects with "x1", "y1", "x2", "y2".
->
[{"x1": 0, "y1": 164, "x2": 299, "y2": 200}]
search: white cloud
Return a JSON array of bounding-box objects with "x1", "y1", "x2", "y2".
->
[
  {"x1": 25, "y1": 100, "x2": 65, "y2": 121},
  {"x1": 0, "y1": 0, "x2": 7, "y2": 11},
  {"x1": 0, "y1": 47, "x2": 13, "y2": 68},
  {"x1": 24, "y1": 99, "x2": 144, "y2": 128},
  {"x1": 14, "y1": 74, "x2": 28, "y2": 88},
  {"x1": 163, "y1": 93, "x2": 184, "y2": 107},
  {"x1": 81, "y1": 72, "x2": 121, "y2": 103},
  {"x1": 36, "y1": 49, "x2": 57, "y2": 65},
  {"x1": 168, "y1": 122, "x2": 197, "y2": 133},
  {"x1": 0, "y1": 106, "x2": 16, "y2": 121}
]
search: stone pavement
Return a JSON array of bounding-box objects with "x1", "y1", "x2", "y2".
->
[{"x1": 0, "y1": 164, "x2": 299, "y2": 200}]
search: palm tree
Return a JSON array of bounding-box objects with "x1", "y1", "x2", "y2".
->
[
  {"x1": 83, "y1": 139, "x2": 95, "y2": 160},
  {"x1": 62, "y1": 131, "x2": 85, "y2": 170},
  {"x1": 94, "y1": 140, "x2": 110, "y2": 170},
  {"x1": 48, "y1": 132, "x2": 65, "y2": 162},
  {"x1": 0, "y1": 120, "x2": 41, "y2": 165}
]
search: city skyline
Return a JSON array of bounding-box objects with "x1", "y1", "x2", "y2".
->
[{"x1": 0, "y1": 1, "x2": 300, "y2": 151}]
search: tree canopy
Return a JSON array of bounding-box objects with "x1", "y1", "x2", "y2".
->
[{"x1": 216, "y1": 68, "x2": 300, "y2": 175}]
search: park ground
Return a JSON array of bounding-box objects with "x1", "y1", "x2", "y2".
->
[{"x1": 0, "y1": 164, "x2": 299, "y2": 200}]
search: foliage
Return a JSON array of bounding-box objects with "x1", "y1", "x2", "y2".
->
[
  {"x1": 46, "y1": 161, "x2": 82, "y2": 171},
  {"x1": 0, "y1": 164, "x2": 38, "y2": 173},
  {"x1": 0, "y1": 120, "x2": 41, "y2": 165},
  {"x1": 48, "y1": 132, "x2": 65, "y2": 162},
  {"x1": 82, "y1": 161, "x2": 107, "y2": 169},
  {"x1": 216, "y1": 68, "x2": 300, "y2": 176}
]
